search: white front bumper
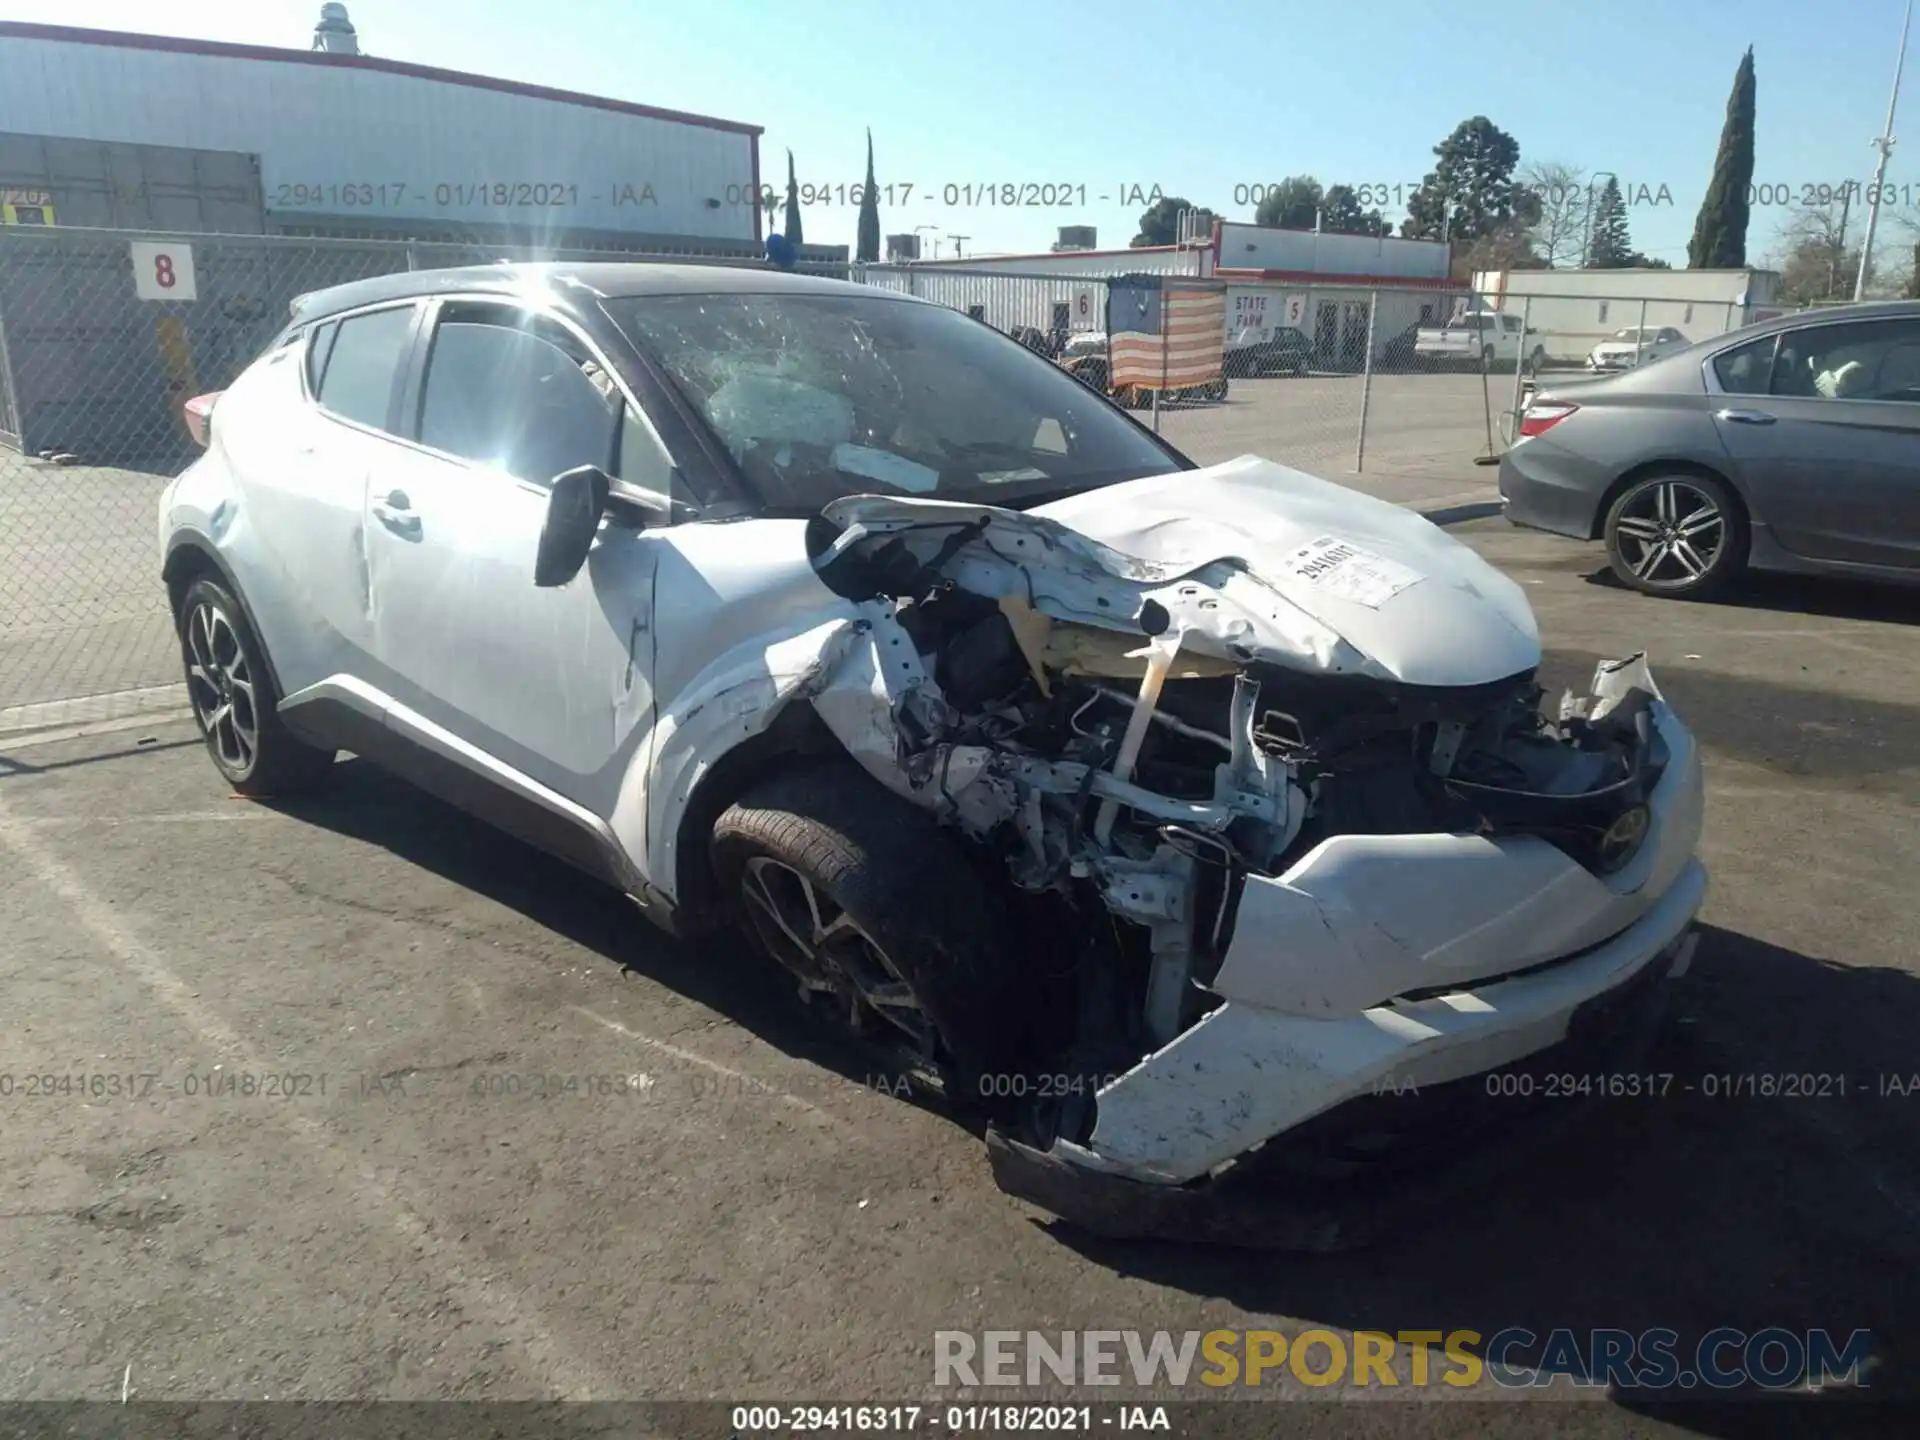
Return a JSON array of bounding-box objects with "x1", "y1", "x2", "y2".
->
[{"x1": 1046, "y1": 701, "x2": 1708, "y2": 1186}]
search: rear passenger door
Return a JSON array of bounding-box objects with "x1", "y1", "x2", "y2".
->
[
  {"x1": 258, "y1": 300, "x2": 419, "y2": 695},
  {"x1": 1711, "y1": 317, "x2": 1920, "y2": 568}
]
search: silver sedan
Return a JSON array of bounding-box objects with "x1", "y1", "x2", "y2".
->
[{"x1": 1500, "y1": 301, "x2": 1920, "y2": 597}]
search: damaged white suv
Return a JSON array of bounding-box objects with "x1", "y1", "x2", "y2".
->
[{"x1": 161, "y1": 265, "x2": 1706, "y2": 1244}]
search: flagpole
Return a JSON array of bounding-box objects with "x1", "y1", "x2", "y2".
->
[{"x1": 1856, "y1": 0, "x2": 1914, "y2": 299}]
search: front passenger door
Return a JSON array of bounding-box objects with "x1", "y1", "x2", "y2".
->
[{"x1": 361, "y1": 301, "x2": 662, "y2": 838}]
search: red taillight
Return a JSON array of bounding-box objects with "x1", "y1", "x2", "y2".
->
[
  {"x1": 183, "y1": 391, "x2": 223, "y2": 449},
  {"x1": 1518, "y1": 401, "x2": 1578, "y2": 438}
]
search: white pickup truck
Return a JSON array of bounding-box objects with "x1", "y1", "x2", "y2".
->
[{"x1": 1414, "y1": 311, "x2": 1548, "y2": 372}]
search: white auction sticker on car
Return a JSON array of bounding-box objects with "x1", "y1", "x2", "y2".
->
[{"x1": 1282, "y1": 535, "x2": 1425, "y2": 608}]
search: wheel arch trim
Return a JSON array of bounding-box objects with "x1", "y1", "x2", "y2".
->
[
  {"x1": 1591, "y1": 458, "x2": 1751, "y2": 542},
  {"x1": 162, "y1": 532, "x2": 290, "y2": 702}
]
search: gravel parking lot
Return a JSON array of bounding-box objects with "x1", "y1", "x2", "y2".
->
[{"x1": 2, "y1": 510, "x2": 1915, "y2": 1430}]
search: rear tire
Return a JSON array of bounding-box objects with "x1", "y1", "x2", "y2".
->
[
  {"x1": 177, "y1": 576, "x2": 335, "y2": 795},
  {"x1": 711, "y1": 762, "x2": 1042, "y2": 1099},
  {"x1": 1603, "y1": 472, "x2": 1749, "y2": 599}
]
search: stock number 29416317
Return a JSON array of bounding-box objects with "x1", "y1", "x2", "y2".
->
[{"x1": 732, "y1": 1406, "x2": 924, "y2": 1432}]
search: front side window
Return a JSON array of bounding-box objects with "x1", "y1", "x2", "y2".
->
[
  {"x1": 1772, "y1": 319, "x2": 1920, "y2": 402},
  {"x1": 316, "y1": 305, "x2": 415, "y2": 432},
  {"x1": 416, "y1": 310, "x2": 622, "y2": 483},
  {"x1": 608, "y1": 292, "x2": 1184, "y2": 511},
  {"x1": 1712, "y1": 334, "x2": 1776, "y2": 395}
]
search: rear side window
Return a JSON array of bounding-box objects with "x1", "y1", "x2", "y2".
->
[
  {"x1": 417, "y1": 314, "x2": 621, "y2": 483},
  {"x1": 316, "y1": 305, "x2": 415, "y2": 431},
  {"x1": 1712, "y1": 335, "x2": 1775, "y2": 395},
  {"x1": 304, "y1": 320, "x2": 338, "y2": 393},
  {"x1": 1772, "y1": 318, "x2": 1920, "y2": 402}
]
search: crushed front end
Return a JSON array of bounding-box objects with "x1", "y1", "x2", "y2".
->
[{"x1": 798, "y1": 462, "x2": 1709, "y2": 1244}]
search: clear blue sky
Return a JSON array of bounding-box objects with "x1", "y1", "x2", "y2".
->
[{"x1": 5, "y1": 0, "x2": 1914, "y2": 265}]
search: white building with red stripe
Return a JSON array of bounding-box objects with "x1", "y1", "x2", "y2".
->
[{"x1": 873, "y1": 220, "x2": 1458, "y2": 370}]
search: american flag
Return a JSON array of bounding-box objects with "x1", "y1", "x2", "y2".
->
[{"x1": 1109, "y1": 282, "x2": 1228, "y2": 390}]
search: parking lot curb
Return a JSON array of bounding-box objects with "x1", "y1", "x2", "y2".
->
[{"x1": 0, "y1": 682, "x2": 189, "y2": 740}]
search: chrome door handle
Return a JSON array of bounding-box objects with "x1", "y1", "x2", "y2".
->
[
  {"x1": 372, "y1": 491, "x2": 421, "y2": 537},
  {"x1": 1715, "y1": 408, "x2": 1777, "y2": 425}
]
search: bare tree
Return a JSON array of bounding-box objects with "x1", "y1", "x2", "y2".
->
[
  {"x1": 1518, "y1": 160, "x2": 1590, "y2": 267},
  {"x1": 1769, "y1": 190, "x2": 1859, "y2": 303},
  {"x1": 1883, "y1": 211, "x2": 1920, "y2": 297}
]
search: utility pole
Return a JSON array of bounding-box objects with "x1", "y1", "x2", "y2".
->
[
  {"x1": 1830, "y1": 183, "x2": 1854, "y2": 298},
  {"x1": 949, "y1": 235, "x2": 970, "y2": 259},
  {"x1": 1857, "y1": 0, "x2": 1914, "y2": 299}
]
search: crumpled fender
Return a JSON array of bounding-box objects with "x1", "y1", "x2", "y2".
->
[{"x1": 622, "y1": 613, "x2": 864, "y2": 901}]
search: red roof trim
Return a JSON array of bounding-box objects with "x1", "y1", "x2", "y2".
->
[
  {"x1": 0, "y1": 21, "x2": 761, "y2": 136},
  {"x1": 911, "y1": 242, "x2": 1205, "y2": 266},
  {"x1": 1213, "y1": 268, "x2": 1461, "y2": 289}
]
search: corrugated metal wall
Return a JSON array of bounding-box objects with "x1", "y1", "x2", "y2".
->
[
  {"x1": 0, "y1": 131, "x2": 264, "y2": 231},
  {"x1": 0, "y1": 229, "x2": 407, "y2": 461},
  {"x1": 0, "y1": 33, "x2": 758, "y2": 244}
]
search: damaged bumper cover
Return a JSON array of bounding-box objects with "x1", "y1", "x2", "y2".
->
[{"x1": 987, "y1": 686, "x2": 1708, "y2": 1242}]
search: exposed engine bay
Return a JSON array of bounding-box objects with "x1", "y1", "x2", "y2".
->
[{"x1": 796, "y1": 468, "x2": 1681, "y2": 1161}]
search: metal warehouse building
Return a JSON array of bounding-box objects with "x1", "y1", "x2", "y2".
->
[
  {"x1": 884, "y1": 221, "x2": 1460, "y2": 370},
  {"x1": 0, "y1": 9, "x2": 842, "y2": 460},
  {"x1": 0, "y1": 11, "x2": 771, "y2": 251}
]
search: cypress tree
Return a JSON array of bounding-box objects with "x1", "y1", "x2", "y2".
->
[
  {"x1": 1688, "y1": 48, "x2": 1755, "y2": 268},
  {"x1": 784, "y1": 150, "x2": 804, "y2": 246},
  {"x1": 856, "y1": 130, "x2": 881, "y2": 263}
]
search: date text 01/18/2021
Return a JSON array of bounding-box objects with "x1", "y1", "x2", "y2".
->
[
  {"x1": 731, "y1": 1405, "x2": 1172, "y2": 1432},
  {"x1": 269, "y1": 182, "x2": 657, "y2": 209},
  {"x1": 744, "y1": 183, "x2": 1171, "y2": 208},
  {"x1": 268, "y1": 180, "x2": 1177, "y2": 211}
]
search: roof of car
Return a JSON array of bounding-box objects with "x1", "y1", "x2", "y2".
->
[
  {"x1": 1734, "y1": 298, "x2": 1920, "y2": 339},
  {"x1": 288, "y1": 262, "x2": 882, "y2": 325}
]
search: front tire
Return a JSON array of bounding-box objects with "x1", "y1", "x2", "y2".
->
[
  {"x1": 1603, "y1": 472, "x2": 1748, "y2": 598},
  {"x1": 711, "y1": 763, "x2": 1043, "y2": 1096},
  {"x1": 177, "y1": 576, "x2": 336, "y2": 794}
]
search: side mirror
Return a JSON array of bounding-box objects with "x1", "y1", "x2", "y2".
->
[{"x1": 534, "y1": 465, "x2": 612, "y2": 588}]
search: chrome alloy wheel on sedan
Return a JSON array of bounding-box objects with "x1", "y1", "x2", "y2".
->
[
  {"x1": 183, "y1": 595, "x2": 260, "y2": 775},
  {"x1": 1604, "y1": 472, "x2": 1747, "y2": 598},
  {"x1": 737, "y1": 855, "x2": 936, "y2": 1056}
]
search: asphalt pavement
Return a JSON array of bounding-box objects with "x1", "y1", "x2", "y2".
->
[{"x1": 1, "y1": 514, "x2": 1915, "y2": 1437}]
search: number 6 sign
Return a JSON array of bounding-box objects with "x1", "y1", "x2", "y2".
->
[
  {"x1": 1069, "y1": 282, "x2": 1101, "y2": 331},
  {"x1": 131, "y1": 241, "x2": 198, "y2": 301}
]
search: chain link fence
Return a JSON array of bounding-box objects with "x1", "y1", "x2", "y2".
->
[
  {"x1": 856, "y1": 263, "x2": 1498, "y2": 478},
  {"x1": 3, "y1": 227, "x2": 1750, "y2": 723},
  {"x1": 0, "y1": 226, "x2": 848, "y2": 726}
]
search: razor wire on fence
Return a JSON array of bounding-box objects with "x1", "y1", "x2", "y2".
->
[{"x1": 0, "y1": 224, "x2": 1773, "y2": 720}]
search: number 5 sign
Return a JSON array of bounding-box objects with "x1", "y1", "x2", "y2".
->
[{"x1": 131, "y1": 241, "x2": 198, "y2": 301}]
